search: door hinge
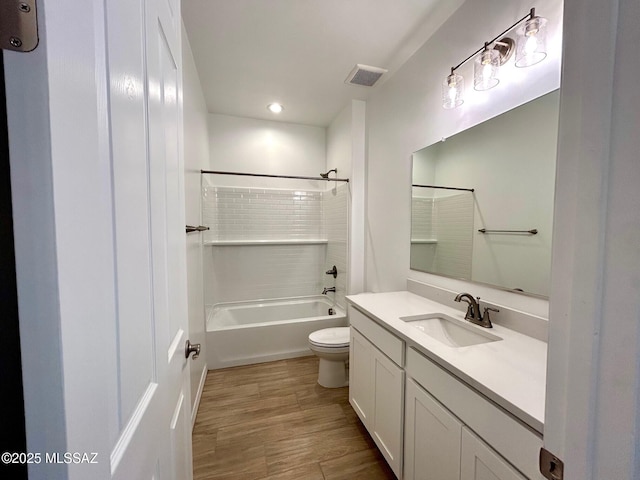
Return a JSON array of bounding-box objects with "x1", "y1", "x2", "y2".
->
[
  {"x1": 540, "y1": 447, "x2": 564, "y2": 480},
  {"x1": 0, "y1": 1, "x2": 38, "y2": 52}
]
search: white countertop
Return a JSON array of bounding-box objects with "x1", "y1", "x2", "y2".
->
[{"x1": 346, "y1": 291, "x2": 547, "y2": 433}]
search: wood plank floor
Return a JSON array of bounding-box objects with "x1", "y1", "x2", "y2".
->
[{"x1": 192, "y1": 356, "x2": 396, "y2": 480}]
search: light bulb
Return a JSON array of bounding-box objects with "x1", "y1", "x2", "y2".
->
[
  {"x1": 267, "y1": 103, "x2": 283, "y2": 113},
  {"x1": 482, "y1": 62, "x2": 493, "y2": 86},
  {"x1": 448, "y1": 85, "x2": 457, "y2": 102},
  {"x1": 524, "y1": 35, "x2": 538, "y2": 55}
]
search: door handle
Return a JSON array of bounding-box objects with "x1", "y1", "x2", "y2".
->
[
  {"x1": 185, "y1": 340, "x2": 201, "y2": 360},
  {"x1": 185, "y1": 225, "x2": 210, "y2": 233}
]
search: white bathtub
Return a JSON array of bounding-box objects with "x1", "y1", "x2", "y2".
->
[{"x1": 206, "y1": 296, "x2": 348, "y2": 369}]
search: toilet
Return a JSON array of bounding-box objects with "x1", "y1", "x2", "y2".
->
[{"x1": 308, "y1": 327, "x2": 350, "y2": 388}]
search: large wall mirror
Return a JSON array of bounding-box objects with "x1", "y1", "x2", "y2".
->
[{"x1": 411, "y1": 90, "x2": 560, "y2": 297}]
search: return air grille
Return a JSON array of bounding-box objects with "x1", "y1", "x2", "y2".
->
[{"x1": 345, "y1": 64, "x2": 388, "y2": 87}]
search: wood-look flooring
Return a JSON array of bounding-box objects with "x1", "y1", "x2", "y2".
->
[{"x1": 192, "y1": 356, "x2": 395, "y2": 480}]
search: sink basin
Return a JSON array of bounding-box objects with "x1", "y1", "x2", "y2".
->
[{"x1": 400, "y1": 313, "x2": 502, "y2": 347}]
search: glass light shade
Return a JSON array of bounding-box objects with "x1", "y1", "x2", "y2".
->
[
  {"x1": 442, "y1": 73, "x2": 464, "y2": 109},
  {"x1": 515, "y1": 16, "x2": 548, "y2": 67},
  {"x1": 473, "y1": 48, "x2": 500, "y2": 91}
]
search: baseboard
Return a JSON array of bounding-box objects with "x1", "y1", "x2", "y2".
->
[
  {"x1": 208, "y1": 349, "x2": 313, "y2": 370},
  {"x1": 191, "y1": 363, "x2": 208, "y2": 430}
]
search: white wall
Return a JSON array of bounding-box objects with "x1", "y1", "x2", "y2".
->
[
  {"x1": 208, "y1": 113, "x2": 326, "y2": 188},
  {"x1": 365, "y1": 0, "x2": 562, "y2": 316},
  {"x1": 326, "y1": 104, "x2": 352, "y2": 179},
  {"x1": 326, "y1": 100, "x2": 367, "y2": 295},
  {"x1": 182, "y1": 26, "x2": 209, "y2": 422}
]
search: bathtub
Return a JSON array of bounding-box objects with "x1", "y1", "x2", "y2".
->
[{"x1": 206, "y1": 296, "x2": 348, "y2": 369}]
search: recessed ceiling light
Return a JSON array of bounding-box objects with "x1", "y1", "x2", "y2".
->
[{"x1": 267, "y1": 103, "x2": 284, "y2": 114}]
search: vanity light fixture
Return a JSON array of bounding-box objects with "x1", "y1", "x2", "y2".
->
[
  {"x1": 267, "y1": 103, "x2": 284, "y2": 114},
  {"x1": 442, "y1": 8, "x2": 548, "y2": 108}
]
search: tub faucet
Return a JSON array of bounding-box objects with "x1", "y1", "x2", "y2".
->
[
  {"x1": 322, "y1": 287, "x2": 336, "y2": 295},
  {"x1": 454, "y1": 292, "x2": 498, "y2": 328}
]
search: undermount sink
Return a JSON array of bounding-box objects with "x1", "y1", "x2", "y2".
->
[{"x1": 401, "y1": 313, "x2": 502, "y2": 348}]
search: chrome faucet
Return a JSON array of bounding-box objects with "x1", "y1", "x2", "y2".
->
[
  {"x1": 322, "y1": 287, "x2": 336, "y2": 295},
  {"x1": 454, "y1": 292, "x2": 499, "y2": 328}
]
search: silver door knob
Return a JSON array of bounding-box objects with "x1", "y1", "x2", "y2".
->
[{"x1": 185, "y1": 340, "x2": 201, "y2": 359}]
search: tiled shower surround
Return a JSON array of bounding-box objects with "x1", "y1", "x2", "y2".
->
[
  {"x1": 202, "y1": 188, "x2": 323, "y2": 241},
  {"x1": 323, "y1": 185, "x2": 348, "y2": 306},
  {"x1": 202, "y1": 184, "x2": 349, "y2": 309},
  {"x1": 411, "y1": 192, "x2": 474, "y2": 279}
]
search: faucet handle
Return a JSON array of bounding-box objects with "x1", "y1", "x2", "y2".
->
[{"x1": 483, "y1": 307, "x2": 499, "y2": 323}]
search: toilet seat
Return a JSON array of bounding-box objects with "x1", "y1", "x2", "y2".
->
[{"x1": 308, "y1": 327, "x2": 350, "y2": 348}]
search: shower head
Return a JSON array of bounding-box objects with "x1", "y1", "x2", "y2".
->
[{"x1": 320, "y1": 168, "x2": 337, "y2": 179}]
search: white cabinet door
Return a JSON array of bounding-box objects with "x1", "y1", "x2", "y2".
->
[
  {"x1": 372, "y1": 347, "x2": 404, "y2": 477},
  {"x1": 461, "y1": 428, "x2": 527, "y2": 480},
  {"x1": 350, "y1": 327, "x2": 404, "y2": 478},
  {"x1": 404, "y1": 378, "x2": 462, "y2": 480},
  {"x1": 350, "y1": 328, "x2": 374, "y2": 424}
]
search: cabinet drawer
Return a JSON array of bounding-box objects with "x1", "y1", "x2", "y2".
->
[
  {"x1": 349, "y1": 305, "x2": 404, "y2": 365},
  {"x1": 406, "y1": 348, "x2": 545, "y2": 480}
]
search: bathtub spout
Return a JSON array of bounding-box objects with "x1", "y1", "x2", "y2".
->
[{"x1": 322, "y1": 287, "x2": 336, "y2": 295}]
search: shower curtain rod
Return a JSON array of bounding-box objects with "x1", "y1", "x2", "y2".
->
[
  {"x1": 201, "y1": 170, "x2": 349, "y2": 183},
  {"x1": 412, "y1": 184, "x2": 474, "y2": 192}
]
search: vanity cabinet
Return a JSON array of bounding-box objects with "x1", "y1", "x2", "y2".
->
[
  {"x1": 348, "y1": 303, "x2": 544, "y2": 480},
  {"x1": 349, "y1": 307, "x2": 404, "y2": 478},
  {"x1": 406, "y1": 347, "x2": 544, "y2": 480}
]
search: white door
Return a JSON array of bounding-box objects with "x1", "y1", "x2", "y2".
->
[
  {"x1": 146, "y1": 0, "x2": 193, "y2": 478},
  {"x1": 5, "y1": 0, "x2": 192, "y2": 477},
  {"x1": 404, "y1": 378, "x2": 462, "y2": 480},
  {"x1": 106, "y1": 0, "x2": 192, "y2": 477}
]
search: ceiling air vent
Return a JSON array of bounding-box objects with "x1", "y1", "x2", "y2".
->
[{"x1": 345, "y1": 64, "x2": 388, "y2": 87}]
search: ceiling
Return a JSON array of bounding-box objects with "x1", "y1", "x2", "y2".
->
[{"x1": 182, "y1": 0, "x2": 456, "y2": 127}]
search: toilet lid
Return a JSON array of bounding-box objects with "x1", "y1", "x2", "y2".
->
[{"x1": 309, "y1": 327, "x2": 350, "y2": 347}]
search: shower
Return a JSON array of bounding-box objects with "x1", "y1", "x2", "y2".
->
[
  {"x1": 200, "y1": 169, "x2": 350, "y2": 369},
  {"x1": 320, "y1": 168, "x2": 337, "y2": 179}
]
